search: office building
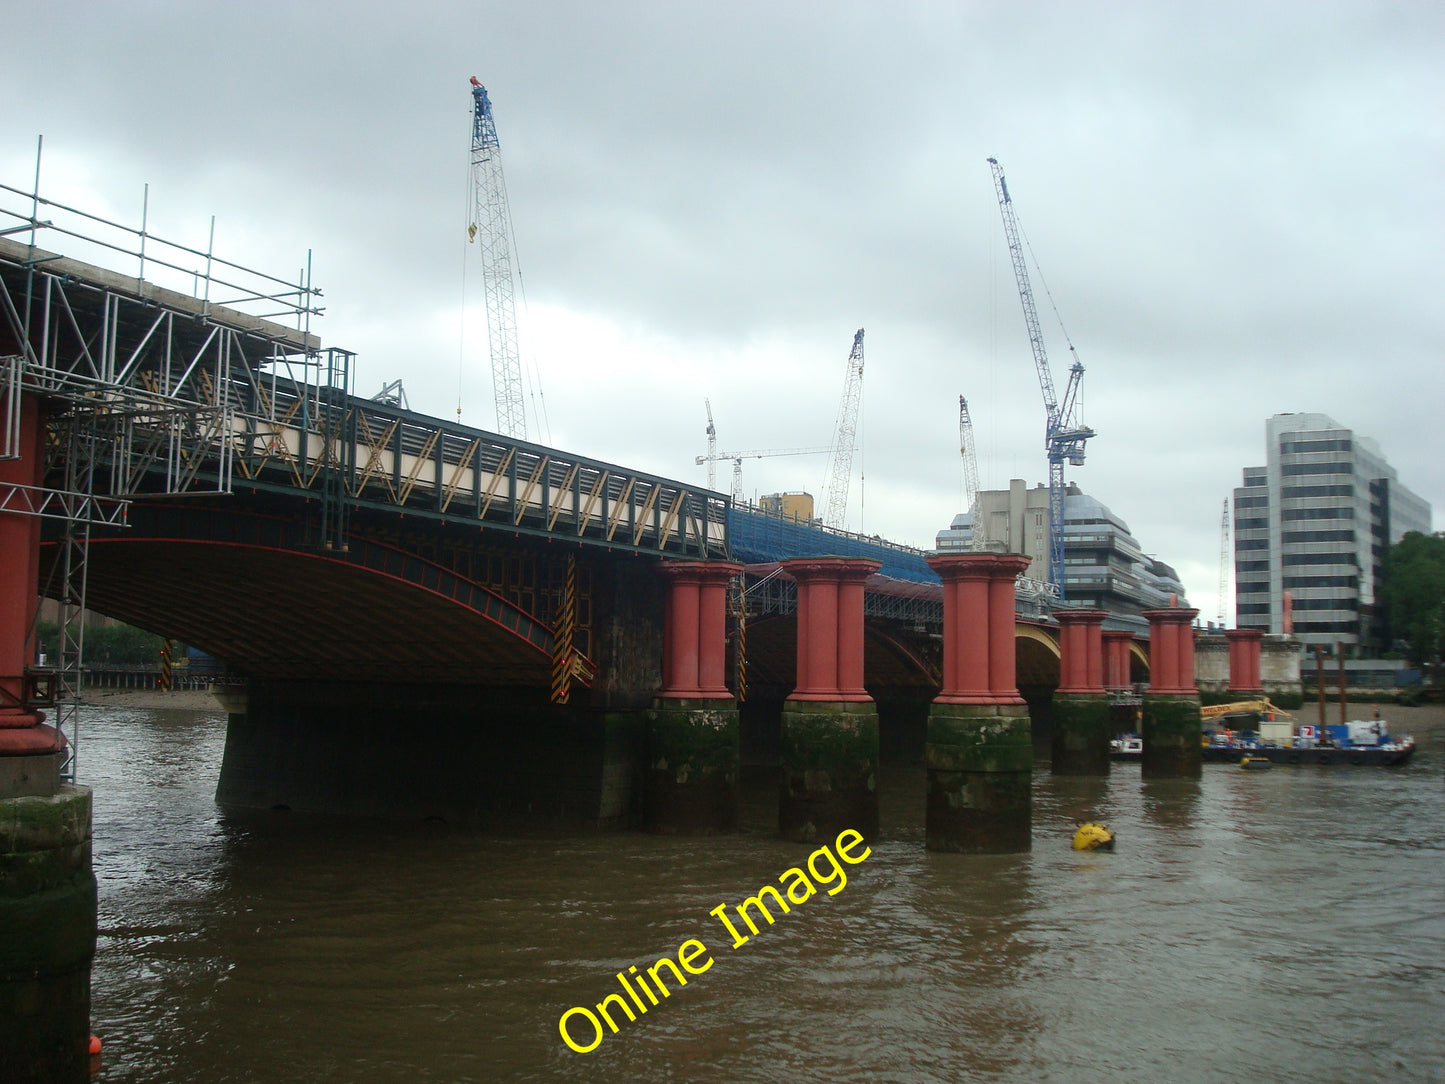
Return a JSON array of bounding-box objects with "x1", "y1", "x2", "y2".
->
[
  {"x1": 1233, "y1": 413, "x2": 1432, "y2": 651},
  {"x1": 936, "y1": 479, "x2": 1188, "y2": 618}
]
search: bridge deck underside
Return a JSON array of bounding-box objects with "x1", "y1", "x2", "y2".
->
[{"x1": 43, "y1": 539, "x2": 555, "y2": 685}]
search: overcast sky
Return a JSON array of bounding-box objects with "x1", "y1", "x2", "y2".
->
[{"x1": 3, "y1": 1, "x2": 1440, "y2": 622}]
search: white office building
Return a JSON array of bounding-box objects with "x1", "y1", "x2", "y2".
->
[
  {"x1": 936, "y1": 479, "x2": 1188, "y2": 618},
  {"x1": 1233, "y1": 413, "x2": 1432, "y2": 651}
]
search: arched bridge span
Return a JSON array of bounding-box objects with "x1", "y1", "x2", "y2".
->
[{"x1": 42, "y1": 505, "x2": 560, "y2": 684}]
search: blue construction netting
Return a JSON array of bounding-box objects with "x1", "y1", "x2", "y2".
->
[{"x1": 727, "y1": 507, "x2": 939, "y2": 584}]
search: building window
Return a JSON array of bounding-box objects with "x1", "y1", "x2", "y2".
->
[
  {"x1": 1293, "y1": 620, "x2": 1359, "y2": 634},
  {"x1": 1237, "y1": 583, "x2": 1269, "y2": 593},
  {"x1": 1234, "y1": 495, "x2": 1269, "y2": 508},
  {"x1": 1236, "y1": 603, "x2": 1272, "y2": 615},
  {"x1": 1280, "y1": 462, "x2": 1352, "y2": 476},
  {"x1": 1281, "y1": 530, "x2": 1355, "y2": 543},
  {"x1": 1280, "y1": 438, "x2": 1352, "y2": 454},
  {"x1": 1283, "y1": 575, "x2": 1358, "y2": 589},
  {"x1": 1282, "y1": 484, "x2": 1353, "y2": 499},
  {"x1": 1282, "y1": 553, "x2": 1358, "y2": 567},
  {"x1": 1235, "y1": 539, "x2": 1269, "y2": 551},
  {"x1": 1290, "y1": 598, "x2": 1359, "y2": 611},
  {"x1": 1281, "y1": 507, "x2": 1354, "y2": 521},
  {"x1": 1243, "y1": 474, "x2": 1265, "y2": 487},
  {"x1": 1236, "y1": 560, "x2": 1270, "y2": 572},
  {"x1": 1234, "y1": 517, "x2": 1268, "y2": 531}
]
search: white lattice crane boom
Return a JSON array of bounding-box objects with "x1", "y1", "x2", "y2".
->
[
  {"x1": 696, "y1": 445, "x2": 829, "y2": 503},
  {"x1": 987, "y1": 158, "x2": 1095, "y2": 597},
  {"x1": 821, "y1": 328, "x2": 865, "y2": 529},
  {"x1": 958, "y1": 394, "x2": 987, "y2": 551},
  {"x1": 703, "y1": 399, "x2": 718, "y2": 491},
  {"x1": 468, "y1": 76, "x2": 527, "y2": 439}
]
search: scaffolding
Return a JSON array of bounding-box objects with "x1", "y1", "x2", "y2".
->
[{"x1": 1, "y1": 155, "x2": 336, "y2": 779}]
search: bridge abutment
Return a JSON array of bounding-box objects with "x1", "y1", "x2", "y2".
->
[
  {"x1": 925, "y1": 553, "x2": 1034, "y2": 853},
  {"x1": 777, "y1": 559, "x2": 880, "y2": 843}
]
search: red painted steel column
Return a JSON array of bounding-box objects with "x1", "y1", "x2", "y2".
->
[
  {"x1": 956, "y1": 570, "x2": 991, "y2": 698},
  {"x1": 780, "y1": 558, "x2": 878, "y2": 703},
  {"x1": 1225, "y1": 629, "x2": 1264, "y2": 694},
  {"x1": 660, "y1": 571, "x2": 677, "y2": 693},
  {"x1": 696, "y1": 566, "x2": 738, "y2": 696},
  {"x1": 806, "y1": 574, "x2": 840, "y2": 696},
  {"x1": 1102, "y1": 630, "x2": 1135, "y2": 690},
  {"x1": 658, "y1": 563, "x2": 702, "y2": 696},
  {"x1": 1142, "y1": 608, "x2": 1199, "y2": 693},
  {"x1": 835, "y1": 562, "x2": 872, "y2": 698},
  {"x1": 929, "y1": 557, "x2": 991, "y2": 702},
  {"x1": 1065, "y1": 617, "x2": 1083, "y2": 690},
  {"x1": 987, "y1": 558, "x2": 1029, "y2": 704},
  {"x1": 1175, "y1": 617, "x2": 1197, "y2": 693},
  {"x1": 1054, "y1": 609, "x2": 1108, "y2": 694},
  {"x1": 937, "y1": 573, "x2": 958, "y2": 692},
  {"x1": 0, "y1": 396, "x2": 54, "y2": 753},
  {"x1": 1153, "y1": 620, "x2": 1177, "y2": 691},
  {"x1": 656, "y1": 562, "x2": 742, "y2": 699},
  {"x1": 929, "y1": 553, "x2": 1029, "y2": 705}
]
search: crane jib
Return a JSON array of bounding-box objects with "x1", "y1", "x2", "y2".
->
[{"x1": 986, "y1": 156, "x2": 1093, "y2": 600}]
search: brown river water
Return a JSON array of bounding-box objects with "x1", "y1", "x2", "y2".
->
[{"x1": 78, "y1": 700, "x2": 1444, "y2": 1083}]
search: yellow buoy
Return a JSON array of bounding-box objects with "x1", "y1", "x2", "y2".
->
[{"x1": 1072, "y1": 822, "x2": 1115, "y2": 851}]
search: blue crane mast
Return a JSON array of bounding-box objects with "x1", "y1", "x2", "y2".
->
[
  {"x1": 987, "y1": 157, "x2": 1094, "y2": 599},
  {"x1": 469, "y1": 76, "x2": 527, "y2": 440}
]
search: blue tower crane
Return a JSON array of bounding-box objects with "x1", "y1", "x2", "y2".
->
[
  {"x1": 987, "y1": 157, "x2": 1095, "y2": 598},
  {"x1": 468, "y1": 76, "x2": 527, "y2": 439}
]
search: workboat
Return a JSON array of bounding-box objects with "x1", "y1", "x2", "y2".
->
[
  {"x1": 1201, "y1": 717, "x2": 1416, "y2": 767},
  {"x1": 1109, "y1": 734, "x2": 1143, "y2": 761}
]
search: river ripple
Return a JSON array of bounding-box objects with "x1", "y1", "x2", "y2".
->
[{"x1": 81, "y1": 703, "x2": 1445, "y2": 1083}]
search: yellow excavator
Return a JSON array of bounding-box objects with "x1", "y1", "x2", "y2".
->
[{"x1": 1199, "y1": 698, "x2": 1292, "y2": 720}]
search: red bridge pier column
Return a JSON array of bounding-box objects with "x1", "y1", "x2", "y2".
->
[
  {"x1": 1141, "y1": 607, "x2": 1202, "y2": 778},
  {"x1": 1225, "y1": 629, "x2": 1264, "y2": 697},
  {"x1": 1102, "y1": 630, "x2": 1136, "y2": 693},
  {"x1": 778, "y1": 557, "x2": 880, "y2": 843},
  {"x1": 925, "y1": 553, "x2": 1033, "y2": 853},
  {"x1": 646, "y1": 561, "x2": 744, "y2": 834},
  {"x1": 1, "y1": 395, "x2": 98, "y2": 1082},
  {"x1": 1051, "y1": 608, "x2": 1111, "y2": 776}
]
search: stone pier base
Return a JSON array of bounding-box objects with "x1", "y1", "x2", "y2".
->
[
  {"x1": 926, "y1": 703, "x2": 1033, "y2": 853},
  {"x1": 1050, "y1": 694, "x2": 1112, "y2": 776},
  {"x1": 0, "y1": 785, "x2": 97, "y2": 1084},
  {"x1": 644, "y1": 700, "x2": 738, "y2": 834},
  {"x1": 1141, "y1": 693, "x2": 1203, "y2": 779},
  {"x1": 217, "y1": 681, "x2": 644, "y2": 827},
  {"x1": 779, "y1": 701, "x2": 878, "y2": 843}
]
